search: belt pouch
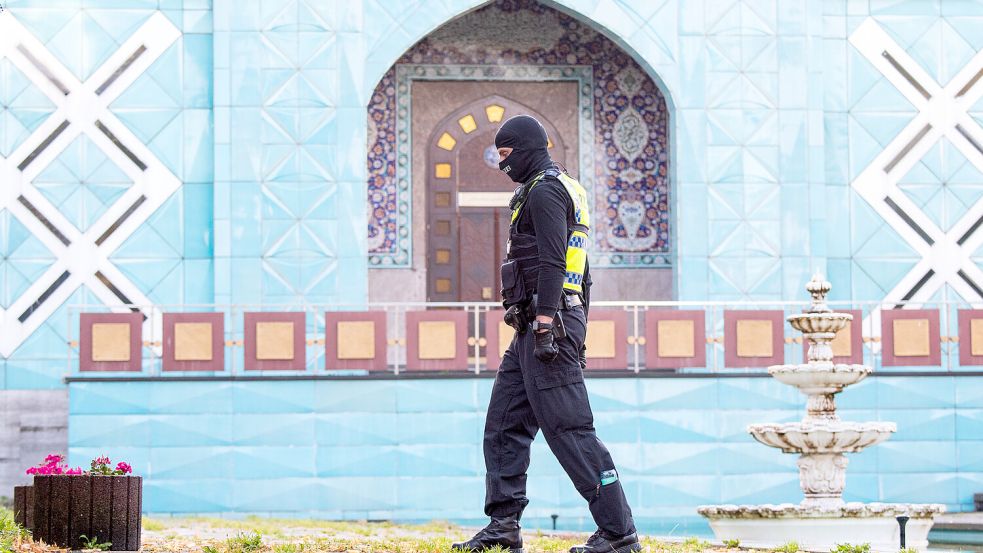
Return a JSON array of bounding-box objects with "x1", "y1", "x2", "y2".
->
[{"x1": 500, "y1": 259, "x2": 527, "y2": 305}]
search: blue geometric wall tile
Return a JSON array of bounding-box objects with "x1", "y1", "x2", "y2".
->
[
  {"x1": 0, "y1": 211, "x2": 56, "y2": 309},
  {"x1": 70, "y1": 414, "x2": 151, "y2": 447},
  {"x1": 150, "y1": 414, "x2": 234, "y2": 447},
  {"x1": 883, "y1": 408, "x2": 955, "y2": 441},
  {"x1": 316, "y1": 445, "x2": 399, "y2": 477},
  {"x1": 231, "y1": 446, "x2": 316, "y2": 478},
  {"x1": 877, "y1": 441, "x2": 958, "y2": 472},
  {"x1": 395, "y1": 477, "x2": 484, "y2": 512},
  {"x1": 717, "y1": 442, "x2": 797, "y2": 475},
  {"x1": 395, "y1": 412, "x2": 482, "y2": 445},
  {"x1": 394, "y1": 381, "x2": 480, "y2": 412},
  {"x1": 634, "y1": 476, "x2": 722, "y2": 506},
  {"x1": 317, "y1": 477, "x2": 398, "y2": 511},
  {"x1": 69, "y1": 382, "x2": 151, "y2": 415},
  {"x1": 145, "y1": 478, "x2": 234, "y2": 513},
  {"x1": 32, "y1": 135, "x2": 133, "y2": 233},
  {"x1": 232, "y1": 414, "x2": 315, "y2": 446},
  {"x1": 233, "y1": 477, "x2": 318, "y2": 512},
  {"x1": 232, "y1": 381, "x2": 314, "y2": 413},
  {"x1": 314, "y1": 381, "x2": 397, "y2": 412},
  {"x1": 585, "y1": 379, "x2": 641, "y2": 410},
  {"x1": 877, "y1": 377, "x2": 955, "y2": 409},
  {"x1": 719, "y1": 473, "x2": 800, "y2": 505},
  {"x1": 880, "y1": 472, "x2": 958, "y2": 505},
  {"x1": 640, "y1": 442, "x2": 719, "y2": 476},
  {"x1": 956, "y1": 410, "x2": 983, "y2": 440},
  {"x1": 843, "y1": 473, "x2": 881, "y2": 503},
  {"x1": 151, "y1": 446, "x2": 234, "y2": 479},
  {"x1": 316, "y1": 413, "x2": 400, "y2": 446},
  {"x1": 0, "y1": 58, "x2": 55, "y2": 157},
  {"x1": 638, "y1": 410, "x2": 718, "y2": 443},
  {"x1": 395, "y1": 445, "x2": 480, "y2": 477}
]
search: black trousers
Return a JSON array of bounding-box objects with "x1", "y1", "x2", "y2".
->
[{"x1": 482, "y1": 304, "x2": 635, "y2": 537}]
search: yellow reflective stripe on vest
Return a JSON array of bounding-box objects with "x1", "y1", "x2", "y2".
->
[{"x1": 558, "y1": 174, "x2": 590, "y2": 292}]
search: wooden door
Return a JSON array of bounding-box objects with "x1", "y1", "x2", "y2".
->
[{"x1": 426, "y1": 96, "x2": 568, "y2": 302}]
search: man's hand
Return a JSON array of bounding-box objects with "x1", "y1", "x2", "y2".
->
[{"x1": 534, "y1": 326, "x2": 559, "y2": 362}]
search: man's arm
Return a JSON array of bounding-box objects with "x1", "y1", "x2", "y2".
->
[{"x1": 527, "y1": 181, "x2": 569, "y2": 324}]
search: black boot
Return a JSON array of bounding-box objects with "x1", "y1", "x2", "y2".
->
[
  {"x1": 452, "y1": 514, "x2": 524, "y2": 552},
  {"x1": 569, "y1": 529, "x2": 641, "y2": 553}
]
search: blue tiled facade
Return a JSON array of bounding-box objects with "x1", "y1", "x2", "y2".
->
[
  {"x1": 67, "y1": 375, "x2": 983, "y2": 533},
  {"x1": 3, "y1": 0, "x2": 983, "y2": 382},
  {"x1": 3, "y1": 0, "x2": 983, "y2": 533}
]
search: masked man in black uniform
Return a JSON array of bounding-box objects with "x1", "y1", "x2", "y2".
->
[{"x1": 452, "y1": 115, "x2": 640, "y2": 553}]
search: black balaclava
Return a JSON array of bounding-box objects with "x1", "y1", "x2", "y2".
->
[{"x1": 495, "y1": 115, "x2": 553, "y2": 184}]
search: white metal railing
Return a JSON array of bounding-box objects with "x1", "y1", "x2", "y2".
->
[{"x1": 63, "y1": 298, "x2": 983, "y2": 377}]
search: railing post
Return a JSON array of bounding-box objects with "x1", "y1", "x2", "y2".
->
[
  {"x1": 632, "y1": 305, "x2": 640, "y2": 374},
  {"x1": 473, "y1": 304, "x2": 481, "y2": 375}
]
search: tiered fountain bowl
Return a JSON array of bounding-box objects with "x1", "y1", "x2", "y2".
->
[{"x1": 698, "y1": 275, "x2": 944, "y2": 551}]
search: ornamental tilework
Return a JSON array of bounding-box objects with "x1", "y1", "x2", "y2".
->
[{"x1": 366, "y1": 0, "x2": 671, "y2": 268}]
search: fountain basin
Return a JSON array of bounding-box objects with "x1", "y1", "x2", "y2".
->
[
  {"x1": 787, "y1": 312, "x2": 852, "y2": 335},
  {"x1": 698, "y1": 503, "x2": 945, "y2": 552},
  {"x1": 749, "y1": 421, "x2": 896, "y2": 453},
  {"x1": 768, "y1": 363, "x2": 871, "y2": 394}
]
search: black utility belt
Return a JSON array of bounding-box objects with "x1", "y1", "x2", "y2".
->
[{"x1": 522, "y1": 291, "x2": 583, "y2": 317}]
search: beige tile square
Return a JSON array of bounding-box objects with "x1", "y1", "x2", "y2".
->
[
  {"x1": 973, "y1": 319, "x2": 983, "y2": 357},
  {"x1": 337, "y1": 321, "x2": 376, "y2": 360},
  {"x1": 736, "y1": 320, "x2": 773, "y2": 357},
  {"x1": 894, "y1": 319, "x2": 929, "y2": 357},
  {"x1": 498, "y1": 320, "x2": 514, "y2": 358},
  {"x1": 174, "y1": 322, "x2": 213, "y2": 361},
  {"x1": 419, "y1": 321, "x2": 457, "y2": 360},
  {"x1": 831, "y1": 324, "x2": 852, "y2": 358},
  {"x1": 657, "y1": 319, "x2": 695, "y2": 358},
  {"x1": 586, "y1": 320, "x2": 616, "y2": 359},
  {"x1": 256, "y1": 321, "x2": 295, "y2": 360},
  {"x1": 92, "y1": 323, "x2": 131, "y2": 362}
]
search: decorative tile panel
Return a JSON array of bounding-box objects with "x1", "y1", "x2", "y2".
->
[{"x1": 366, "y1": 0, "x2": 671, "y2": 268}]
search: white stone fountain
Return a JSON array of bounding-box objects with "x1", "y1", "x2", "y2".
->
[{"x1": 698, "y1": 275, "x2": 945, "y2": 551}]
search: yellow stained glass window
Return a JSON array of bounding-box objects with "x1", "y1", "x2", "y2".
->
[
  {"x1": 437, "y1": 132, "x2": 456, "y2": 150},
  {"x1": 458, "y1": 114, "x2": 477, "y2": 133},
  {"x1": 486, "y1": 104, "x2": 505, "y2": 123},
  {"x1": 434, "y1": 163, "x2": 452, "y2": 178},
  {"x1": 436, "y1": 249, "x2": 451, "y2": 264}
]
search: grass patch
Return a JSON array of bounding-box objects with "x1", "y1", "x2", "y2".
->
[
  {"x1": 0, "y1": 506, "x2": 30, "y2": 553},
  {"x1": 775, "y1": 541, "x2": 800, "y2": 553},
  {"x1": 830, "y1": 544, "x2": 870, "y2": 553},
  {"x1": 142, "y1": 516, "x2": 167, "y2": 531}
]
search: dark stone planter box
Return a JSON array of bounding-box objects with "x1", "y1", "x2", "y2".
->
[
  {"x1": 32, "y1": 475, "x2": 142, "y2": 551},
  {"x1": 13, "y1": 485, "x2": 34, "y2": 530}
]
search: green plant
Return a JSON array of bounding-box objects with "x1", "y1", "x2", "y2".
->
[
  {"x1": 79, "y1": 534, "x2": 112, "y2": 550},
  {"x1": 831, "y1": 544, "x2": 870, "y2": 553},
  {"x1": 775, "y1": 541, "x2": 800, "y2": 553},
  {"x1": 202, "y1": 546, "x2": 219, "y2": 553},
  {"x1": 0, "y1": 506, "x2": 30, "y2": 552},
  {"x1": 142, "y1": 517, "x2": 166, "y2": 531},
  {"x1": 227, "y1": 531, "x2": 263, "y2": 553},
  {"x1": 723, "y1": 538, "x2": 741, "y2": 548},
  {"x1": 899, "y1": 549, "x2": 918, "y2": 553},
  {"x1": 682, "y1": 536, "x2": 712, "y2": 550}
]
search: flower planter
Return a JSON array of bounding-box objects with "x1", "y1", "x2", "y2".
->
[
  {"x1": 13, "y1": 485, "x2": 34, "y2": 530},
  {"x1": 31, "y1": 475, "x2": 142, "y2": 551}
]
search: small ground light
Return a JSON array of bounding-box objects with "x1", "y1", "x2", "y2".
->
[
  {"x1": 897, "y1": 515, "x2": 910, "y2": 548},
  {"x1": 551, "y1": 514, "x2": 558, "y2": 530}
]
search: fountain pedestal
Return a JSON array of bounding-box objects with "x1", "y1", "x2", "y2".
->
[{"x1": 698, "y1": 276, "x2": 944, "y2": 551}]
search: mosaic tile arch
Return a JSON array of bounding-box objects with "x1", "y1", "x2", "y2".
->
[
  {"x1": 366, "y1": 0, "x2": 672, "y2": 268},
  {"x1": 0, "y1": 11, "x2": 184, "y2": 357}
]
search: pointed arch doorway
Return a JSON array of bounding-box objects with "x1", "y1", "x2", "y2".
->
[{"x1": 426, "y1": 94, "x2": 571, "y2": 302}]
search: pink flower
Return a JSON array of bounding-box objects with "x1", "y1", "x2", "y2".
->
[
  {"x1": 94, "y1": 456, "x2": 111, "y2": 466},
  {"x1": 115, "y1": 462, "x2": 132, "y2": 475},
  {"x1": 44, "y1": 454, "x2": 63, "y2": 464},
  {"x1": 66, "y1": 467, "x2": 83, "y2": 475}
]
